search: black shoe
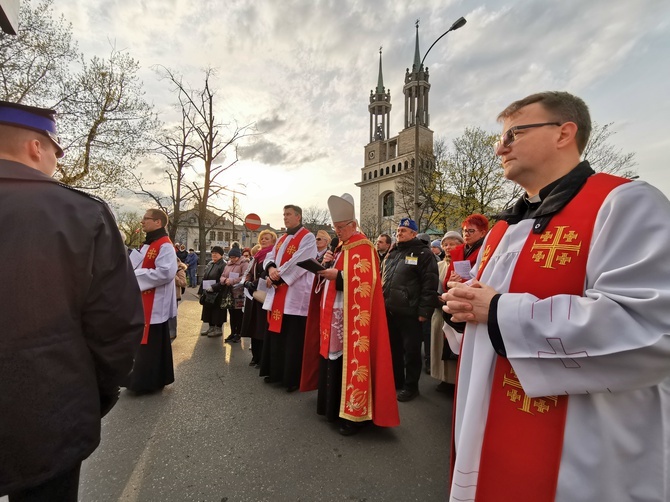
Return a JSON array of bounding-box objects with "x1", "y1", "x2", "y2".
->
[
  {"x1": 286, "y1": 385, "x2": 299, "y2": 393},
  {"x1": 231, "y1": 334, "x2": 241, "y2": 343},
  {"x1": 397, "y1": 388, "x2": 420, "y2": 402},
  {"x1": 436, "y1": 381, "x2": 455, "y2": 394},
  {"x1": 249, "y1": 359, "x2": 258, "y2": 366},
  {"x1": 338, "y1": 420, "x2": 368, "y2": 436},
  {"x1": 264, "y1": 376, "x2": 278, "y2": 384}
]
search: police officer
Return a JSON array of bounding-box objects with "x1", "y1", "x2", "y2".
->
[{"x1": 0, "y1": 101, "x2": 144, "y2": 500}]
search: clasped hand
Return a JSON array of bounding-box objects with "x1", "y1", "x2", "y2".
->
[{"x1": 442, "y1": 279, "x2": 498, "y2": 324}]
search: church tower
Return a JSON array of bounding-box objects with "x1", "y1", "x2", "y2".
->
[{"x1": 357, "y1": 24, "x2": 434, "y2": 236}]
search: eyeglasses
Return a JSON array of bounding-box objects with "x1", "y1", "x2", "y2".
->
[
  {"x1": 494, "y1": 122, "x2": 561, "y2": 152},
  {"x1": 142, "y1": 217, "x2": 158, "y2": 221},
  {"x1": 333, "y1": 220, "x2": 353, "y2": 231},
  {"x1": 316, "y1": 238, "x2": 328, "y2": 241},
  {"x1": 462, "y1": 228, "x2": 477, "y2": 235}
]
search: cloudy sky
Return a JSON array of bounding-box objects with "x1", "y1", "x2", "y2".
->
[{"x1": 50, "y1": 0, "x2": 670, "y2": 228}]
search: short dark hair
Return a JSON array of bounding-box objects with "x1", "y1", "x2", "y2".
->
[
  {"x1": 146, "y1": 208, "x2": 169, "y2": 228},
  {"x1": 283, "y1": 205, "x2": 302, "y2": 221},
  {"x1": 497, "y1": 91, "x2": 591, "y2": 154},
  {"x1": 378, "y1": 233, "x2": 392, "y2": 245},
  {"x1": 188, "y1": 248, "x2": 194, "y2": 252}
]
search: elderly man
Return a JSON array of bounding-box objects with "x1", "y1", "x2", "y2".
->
[
  {"x1": 124, "y1": 208, "x2": 177, "y2": 394},
  {"x1": 301, "y1": 194, "x2": 399, "y2": 435},
  {"x1": 444, "y1": 91, "x2": 670, "y2": 501},
  {"x1": 0, "y1": 101, "x2": 143, "y2": 500},
  {"x1": 314, "y1": 229, "x2": 331, "y2": 262},
  {"x1": 381, "y1": 218, "x2": 438, "y2": 402},
  {"x1": 261, "y1": 205, "x2": 317, "y2": 392}
]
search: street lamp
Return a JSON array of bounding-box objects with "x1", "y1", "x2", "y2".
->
[{"x1": 413, "y1": 16, "x2": 467, "y2": 226}]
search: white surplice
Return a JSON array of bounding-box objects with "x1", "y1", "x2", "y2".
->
[
  {"x1": 134, "y1": 241, "x2": 178, "y2": 324},
  {"x1": 450, "y1": 181, "x2": 670, "y2": 502},
  {"x1": 262, "y1": 229, "x2": 317, "y2": 316}
]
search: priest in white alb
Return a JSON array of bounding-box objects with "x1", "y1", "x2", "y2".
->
[{"x1": 443, "y1": 91, "x2": 670, "y2": 502}]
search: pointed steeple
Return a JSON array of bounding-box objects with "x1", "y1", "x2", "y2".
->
[
  {"x1": 376, "y1": 47, "x2": 385, "y2": 94},
  {"x1": 413, "y1": 20, "x2": 421, "y2": 72}
]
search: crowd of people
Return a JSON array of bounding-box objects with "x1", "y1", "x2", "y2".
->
[{"x1": 2, "y1": 89, "x2": 670, "y2": 501}]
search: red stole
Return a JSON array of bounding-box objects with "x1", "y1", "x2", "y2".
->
[
  {"x1": 468, "y1": 174, "x2": 629, "y2": 501},
  {"x1": 299, "y1": 233, "x2": 400, "y2": 427},
  {"x1": 140, "y1": 235, "x2": 172, "y2": 345},
  {"x1": 267, "y1": 227, "x2": 310, "y2": 333}
]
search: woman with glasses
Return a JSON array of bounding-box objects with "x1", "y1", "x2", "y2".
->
[{"x1": 314, "y1": 229, "x2": 331, "y2": 263}]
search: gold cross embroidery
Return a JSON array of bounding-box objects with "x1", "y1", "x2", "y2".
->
[
  {"x1": 480, "y1": 245, "x2": 492, "y2": 268},
  {"x1": 502, "y1": 368, "x2": 558, "y2": 415},
  {"x1": 147, "y1": 248, "x2": 158, "y2": 259},
  {"x1": 530, "y1": 226, "x2": 581, "y2": 269},
  {"x1": 272, "y1": 309, "x2": 282, "y2": 321},
  {"x1": 286, "y1": 244, "x2": 297, "y2": 256}
]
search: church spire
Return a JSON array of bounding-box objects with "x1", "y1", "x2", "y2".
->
[
  {"x1": 413, "y1": 20, "x2": 421, "y2": 72},
  {"x1": 376, "y1": 47, "x2": 385, "y2": 94}
]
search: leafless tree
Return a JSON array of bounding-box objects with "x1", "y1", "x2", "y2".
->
[
  {"x1": 302, "y1": 206, "x2": 331, "y2": 231},
  {"x1": 157, "y1": 66, "x2": 255, "y2": 265},
  {"x1": 583, "y1": 122, "x2": 637, "y2": 178}
]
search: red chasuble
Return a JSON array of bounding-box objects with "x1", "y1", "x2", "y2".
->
[
  {"x1": 140, "y1": 235, "x2": 172, "y2": 345},
  {"x1": 267, "y1": 227, "x2": 310, "y2": 333},
  {"x1": 460, "y1": 173, "x2": 629, "y2": 501},
  {"x1": 300, "y1": 233, "x2": 399, "y2": 427}
]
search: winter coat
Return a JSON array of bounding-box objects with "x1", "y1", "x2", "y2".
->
[{"x1": 381, "y1": 237, "x2": 439, "y2": 318}]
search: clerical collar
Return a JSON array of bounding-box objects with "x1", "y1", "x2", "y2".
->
[
  {"x1": 286, "y1": 224, "x2": 303, "y2": 235},
  {"x1": 144, "y1": 227, "x2": 168, "y2": 244}
]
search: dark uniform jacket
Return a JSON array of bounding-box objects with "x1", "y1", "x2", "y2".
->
[
  {"x1": 0, "y1": 160, "x2": 144, "y2": 494},
  {"x1": 381, "y1": 237, "x2": 439, "y2": 319}
]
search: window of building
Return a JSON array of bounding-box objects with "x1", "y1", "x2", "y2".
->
[
  {"x1": 225, "y1": 232, "x2": 231, "y2": 242},
  {"x1": 217, "y1": 231, "x2": 223, "y2": 241},
  {"x1": 209, "y1": 231, "x2": 215, "y2": 241},
  {"x1": 386, "y1": 166, "x2": 389, "y2": 175},
  {"x1": 382, "y1": 192, "x2": 395, "y2": 217}
]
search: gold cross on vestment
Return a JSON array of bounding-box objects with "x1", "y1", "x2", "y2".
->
[
  {"x1": 502, "y1": 368, "x2": 558, "y2": 415},
  {"x1": 286, "y1": 245, "x2": 297, "y2": 256},
  {"x1": 147, "y1": 248, "x2": 158, "y2": 259},
  {"x1": 530, "y1": 226, "x2": 581, "y2": 269}
]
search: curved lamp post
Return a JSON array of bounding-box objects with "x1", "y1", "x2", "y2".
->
[{"x1": 413, "y1": 16, "x2": 467, "y2": 225}]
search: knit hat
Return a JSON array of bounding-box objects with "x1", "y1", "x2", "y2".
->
[
  {"x1": 228, "y1": 247, "x2": 241, "y2": 258},
  {"x1": 430, "y1": 239, "x2": 441, "y2": 248},
  {"x1": 211, "y1": 245, "x2": 224, "y2": 255},
  {"x1": 416, "y1": 232, "x2": 431, "y2": 244},
  {"x1": 398, "y1": 217, "x2": 418, "y2": 232},
  {"x1": 442, "y1": 231, "x2": 464, "y2": 244}
]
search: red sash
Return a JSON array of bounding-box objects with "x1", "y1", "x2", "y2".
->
[
  {"x1": 470, "y1": 174, "x2": 629, "y2": 501},
  {"x1": 267, "y1": 227, "x2": 310, "y2": 333},
  {"x1": 140, "y1": 235, "x2": 172, "y2": 345}
]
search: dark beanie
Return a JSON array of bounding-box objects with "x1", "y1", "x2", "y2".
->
[
  {"x1": 211, "y1": 246, "x2": 224, "y2": 255},
  {"x1": 228, "y1": 247, "x2": 241, "y2": 258}
]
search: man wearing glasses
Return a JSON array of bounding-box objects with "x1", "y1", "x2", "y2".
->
[
  {"x1": 0, "y1": 101, "x2": 143, "y2": 500},
  {"x1": 443, "y1": 92, "x2": 670, "y2": 501}
]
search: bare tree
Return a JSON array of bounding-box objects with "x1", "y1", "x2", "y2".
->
[
  {"x1": 583, "y1": 122, "x2": 637, "y2": 178},
  {"x1": 302, "y1": 206, "x2": 331, "y2": 231},
  {"x1": 0, "y1": 0, "x2": 78, "y2": 104},
  {"x1": 157, "y1": 66, "x2": 254, "y2": 265},
  {"x1": 117, "y1": 211, "x2": 144, "y2": 249}
]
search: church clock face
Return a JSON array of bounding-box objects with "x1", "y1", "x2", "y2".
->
[{"x1": 368, "y1": 151, "x2": 375, "y2": 160}]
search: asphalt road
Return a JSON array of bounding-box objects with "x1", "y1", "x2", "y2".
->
[{"x1": 78, "y1": 289, "x2": 453, "y2": 502}]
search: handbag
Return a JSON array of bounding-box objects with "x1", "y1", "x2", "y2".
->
[
  {"x1": 220, "y1": 287, "x2": 234, "y2": 309},
  {"x1": 199, "y1": 290, "x2": 218, "y2": 306},
  {"x1": 252, "y1": 290, "x2": 267, "y2": 303}
]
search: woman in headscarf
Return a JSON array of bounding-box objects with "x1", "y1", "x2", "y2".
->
[{"x1": 198, "y1": 246, "x2": 226, "y2": 337}]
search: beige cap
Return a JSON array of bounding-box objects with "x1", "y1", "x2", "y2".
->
[{"x1": 327, "y1": 193, "x2": 355, "y2": 223}]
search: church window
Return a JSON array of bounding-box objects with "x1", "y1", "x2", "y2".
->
[
  {"x1": 363, "y1": 173, "x2": 367, "y2": 181},
  {"x1": 404, "y1": 160, "x2": 408, "y2": 170},
  {"x1": 382, "y1": 192, "x2": 395, "y2": 217},
  {"x1": 374, "y1": 170, "x2": 377, "y2": 178},
  {"x1": 386, "y1": 166, "x2": 389, "y2": 174}
]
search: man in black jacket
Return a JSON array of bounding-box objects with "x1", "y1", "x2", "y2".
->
[
  {"x1": 0, "y1": 101, "x2": 144, "y2": 500},
  {"x1": 382, "y1": 218, "x2": 439, "y2": 401}
]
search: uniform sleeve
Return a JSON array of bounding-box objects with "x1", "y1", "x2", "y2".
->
[
  {"x1": 418, "y1": 248, "x2": 439, "y2": 318},
  {"x1": 499, "y1": 182, "x2": 670, "y2": 397},
  {"x1": 82, "y1": 205, "x2": 144, "y2": 414},
  {"x1": 135, "y1": 243, "x2": 178, "y2": 291}
]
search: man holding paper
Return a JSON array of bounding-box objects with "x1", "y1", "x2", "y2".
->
[
  {"x1": 301, "y1": 194, "x2": 399, "y2": 435},
  {"x1": 261, "y1": 205, "x2": 317, "y2": 392},
  {"x1": 125, "y1": 208, "x2": 177, "y2": 394}
]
